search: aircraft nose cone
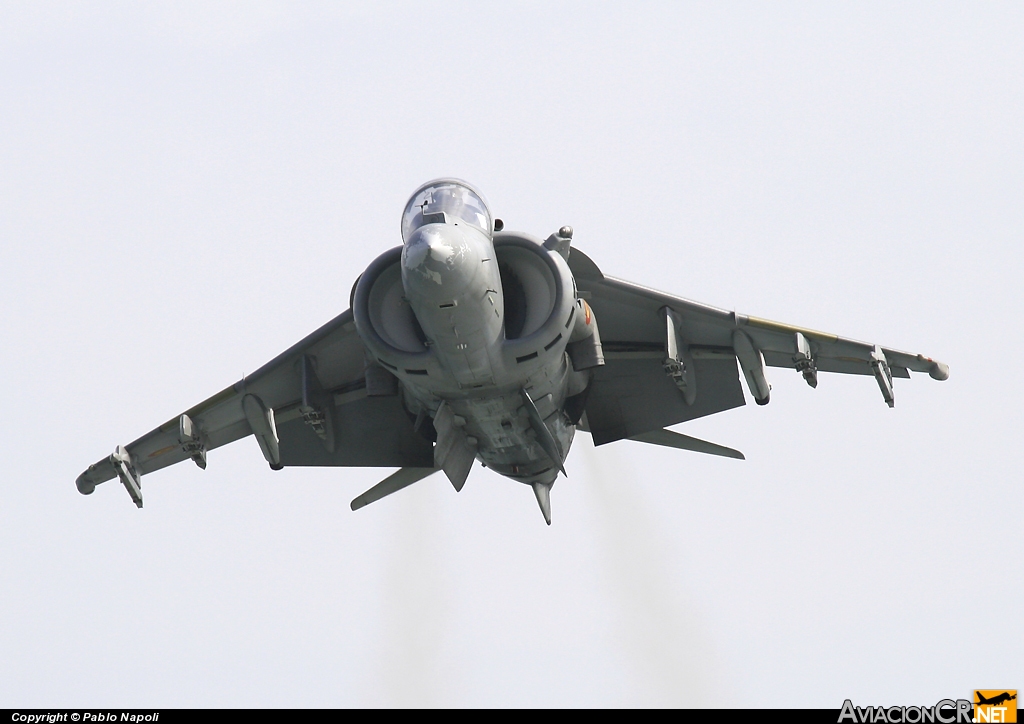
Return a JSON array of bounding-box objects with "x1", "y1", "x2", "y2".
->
[
  {"x1": 404, "y1": 227, "x2": 457, "y2": 271},
  {"x1": 401, "y1": 224, "x2": 479, "y2": 297}
]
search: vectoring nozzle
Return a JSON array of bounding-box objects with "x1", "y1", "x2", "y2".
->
[{"x1": 567, "y1": 299, "x2": 605, "y2": 370}]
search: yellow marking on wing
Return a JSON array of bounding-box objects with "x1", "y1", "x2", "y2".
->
[
  {"x1": 148, "y1": 445, "x2": 177, "y2": 459},
  {"x1": 745, "y1": 316, "x2": 839, "y2": 344}
]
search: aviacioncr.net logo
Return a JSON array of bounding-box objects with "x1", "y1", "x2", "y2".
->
[{"x1": 839, "y1": 699, "x2": 974, "y2": 723}]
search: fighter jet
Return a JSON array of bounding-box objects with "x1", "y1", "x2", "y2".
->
[{"x1": 76, "y1": 179, "x2": 949, "y2": 524}]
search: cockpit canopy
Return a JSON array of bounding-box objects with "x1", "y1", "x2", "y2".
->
[{"x1": 401, "y1": 179, "x2": 492, "y2": 242}]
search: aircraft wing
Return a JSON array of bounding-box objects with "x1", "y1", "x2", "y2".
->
[
  {"x1": 567, "y1": 249, "x2": 949, "y2": 446},
  {"x1": 76, "y1": 309, "x2": 433, "y2": 506}
]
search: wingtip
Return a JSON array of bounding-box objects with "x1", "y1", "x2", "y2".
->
[
  {"x1": 929, "y1": 361, "x2": 950, "y2": 381},
  {"x1": 75, "y1": 473, "x2": 95, "y2": 496}
]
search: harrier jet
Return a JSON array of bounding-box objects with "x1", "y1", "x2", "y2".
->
[{"x1": 76, "y1": 179, "x2": 949, "y2": 523}]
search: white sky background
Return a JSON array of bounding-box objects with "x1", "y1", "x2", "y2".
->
[{"x1": 1, "y1": 1, "x2": 1021, "y2": 708}]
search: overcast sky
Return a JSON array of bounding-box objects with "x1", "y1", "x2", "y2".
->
[{"x1": 1, "y1": 2, "x2": 1021, "y2": 708}]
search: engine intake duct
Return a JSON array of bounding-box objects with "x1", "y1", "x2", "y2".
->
[
  {"x1": 494, "y1": 233, "x2": 576, "y2": 371},
  {"x1": 352, "y1": 246, "x2": 439, "y2": 377}
]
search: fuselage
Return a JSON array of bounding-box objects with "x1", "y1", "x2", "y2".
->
[{"x1": 352, "y1": 179, "x2": 595, "y2": 487}]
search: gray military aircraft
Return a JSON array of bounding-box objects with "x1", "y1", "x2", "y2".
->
[{"x1": 76, "y1": 179, "x2": 949, "y2": 524}]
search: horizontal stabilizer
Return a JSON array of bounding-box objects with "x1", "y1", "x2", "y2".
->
[
  {"x1": 350, "y1": 467, "x2": 439, "y2": 511},
  {"x1": 629, "y1": 428, "x2": 745, "y2": 460}
]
